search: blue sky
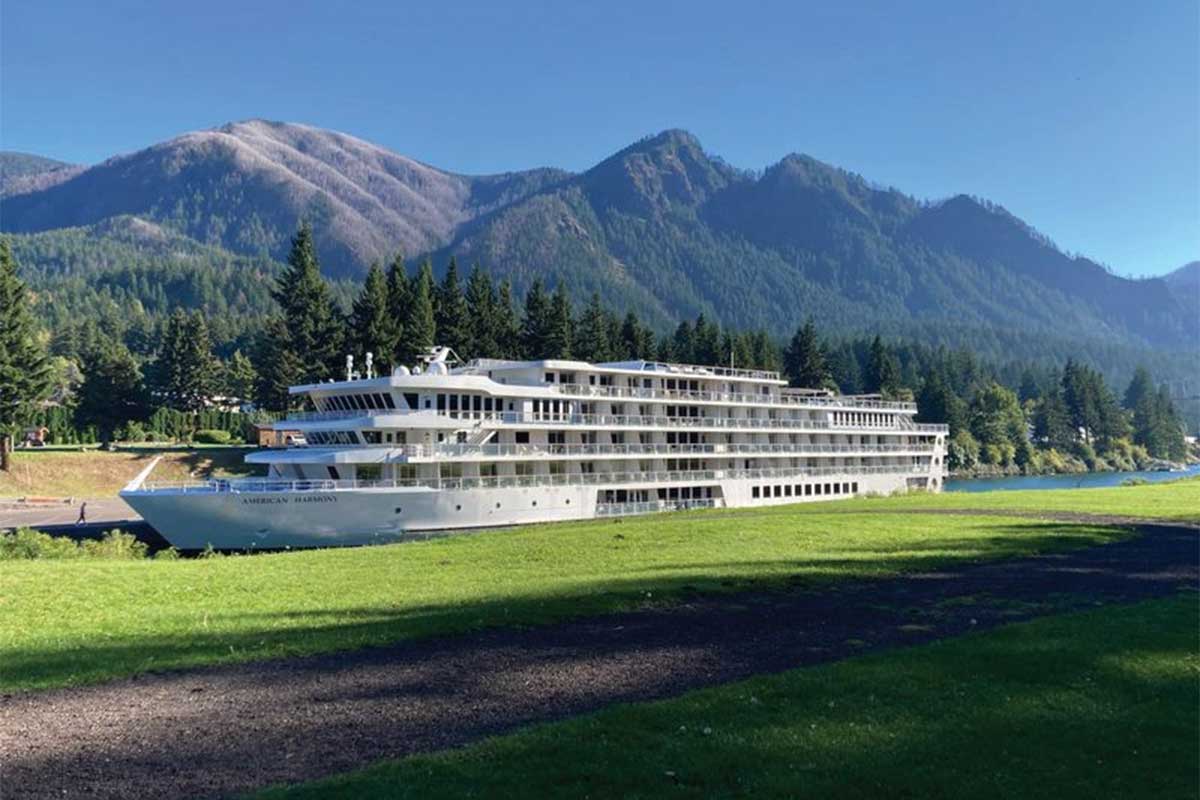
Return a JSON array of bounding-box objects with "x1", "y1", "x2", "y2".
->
[{"x1": 2, "y1": 0, "x2": 1196, "y2": 277}]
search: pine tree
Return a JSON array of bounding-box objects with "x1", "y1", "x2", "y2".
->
[
  {"x1": 435, "y1": 257, "x2": 471, "y2": 356},
  {"x1": 520, "y1": 279, "x2": 552, "y2": 358},
  {"x1": 866, "y1": 336, "x2": 901, "y2": 396},
  {"x1": 253, "y1": 317, "x2": 304, "y2": 412},
  {"x1": 75, "y1": 342, "x2": 148, "y2": 445},
  {"x1": 398, "y1": 259, "x2": 437, "y2": 363},
  {"x1": 272, "y1": 223, "x2": 344, "y2": 382},
  {"x1": 545, "y1": 285, "x2": 574, "y2": 359},
  {"x1": 749, "y1": 331, "x2": 780, "y2": 371},
  {"x1": 574, "y1": 293, "x2": 612, "y2": 363},
  {"x1": 692, "y1": 315, "x2": 721, "y2": 366},
  {"x1": 465, "y1": 264, "x2": 498, "y2": 359},
  {"x1": 385, "y1": 252, "x2": 410, "y2": 364},
  {"x1": 222, "y1": 349, "x2": 257, "y2": 404},
  {"x1": 0, "y1": 239, "x2": 52, "y2": 441},
  {"x1": 616, "y1": 314, "x2": 645, "y2": 360},
  {"x1": 783, "y1": 319, "x2": 829, "y2": 389},
  {"x1": 671, "y1": 321, "x2": 694, "y2": 363},
  {"x1": 494, "y1": 280, "x2": 521, "y2": 359},
  {"x1": 916, "y1": 370, "x2": 965, "y2": 434},
  {"x1": 351, "y1": 262, "x2": 395, "y2": 370},
  {"x1": 153, "y1": 309, "x2": 217, "y2": 411},
  {"x1": 1033, "y1": 388, "x2": 1073, "y2": 450}
]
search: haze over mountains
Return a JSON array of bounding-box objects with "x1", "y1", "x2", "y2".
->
[{"x1": 1, "y1": 120, "x2": 1194, "y2": 366}]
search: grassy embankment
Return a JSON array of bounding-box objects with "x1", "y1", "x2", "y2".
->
[
  {"x1": 254, "y1": 594, "x2": 1199, "y2": 800},
  {"x1": 0, "y1": 447, "x2": 259, "y2": 498},
  {"x1": 1, "y1": 479, "x2": 1194, "y2": 693}
]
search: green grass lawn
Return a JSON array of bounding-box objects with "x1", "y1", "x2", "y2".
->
[
  {"x1": 253, "y1": 593, "x2": 1199, "y2": 800},
  {"x1": 825, "y1": 476, "x2": 1200, "y2": 522},
  {"x1": 0, "y1": 510, "x2": 1126, "y2": 693}
]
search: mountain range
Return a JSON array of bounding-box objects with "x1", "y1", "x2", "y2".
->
[{"x1": 1, "y1": 120, "x2": 1195, "y2": 366}]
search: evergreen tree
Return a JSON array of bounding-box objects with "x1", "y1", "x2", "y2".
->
[
  {"x1": 222, "y1": 349, "x2": 257, "y2": 404},
  {"x1": 916, "y1": 370, "x2": 966, "y2": 434},
  {"x1": 732, "y1": 332, "x2": 755, "y2": 373},
  {"x1": 271, "y1": 223, "x2": 344, "y2": 382},
  {"x1": 692, "y1": 315, "x2": 721, "y2": 366},
  {"x1": 545, "y1": 285, "x2": 574, "y2": 359},
  {"x1": 385, "y1": 252, "x2": 410, "y2": 363},
  {"x1": 520, "y1": 279, "x2": 552, "y2": 358},
  {"x1": 435, "y1": 257, "x2": 471, "y2": 356},
  {"x1": 350, "y1": 262, "x2": 395, "y2": 369},
  {"x1": 75, "y1": 342, "x2": 148, "y2": 444},
  {"x1": 671, "y1": 321, "x2": 694, "y2": 363},
  {"x1": 783, "y1": 319, "x2": 829, "y2": 389},
  {"x1": 152, "y1": 309, "x2": 217, "y2": 411},
  {"x1": 574, "y1": 293, "x2": 612, "y2": 363},
  {"x1": 1154, "y1": 386, "x2": 1187, "y2": 461},
  {"x1": 398, "y1": 260, "x2": 436, "y2": 363},
  {"x1": 253, "y1": 317, "x2": 304, "y2": 412},
  {"x1": 494, "y1": 280, "x2": 521, "y2": 359},
  {"x1": 1032, "y1": 388, "x2": 1073, "y2": 450},
  {"x1": 866, "y1": 335, "x2": 901, "y2": 396},
  {"x1": 465, "y1": 264, "x2": 499, "y2": 359},
  {"x1": 0, "y1": 239, "x2": 52, "y2": 438},
  {"x1": 749, "y1": 331, "x2": 781, "y2": 372}
]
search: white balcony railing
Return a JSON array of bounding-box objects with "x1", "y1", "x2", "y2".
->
[{"x1": 283, "y1": 409, "x2": 949, "y2": 434}]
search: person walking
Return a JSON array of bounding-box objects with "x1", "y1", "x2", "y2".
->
[{"x1": 75, "y1": 501, "x2": 87, "y2": 526}]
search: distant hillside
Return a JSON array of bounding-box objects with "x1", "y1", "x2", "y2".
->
[
  {"x1": 2, "y1": 122, "x2": 1195, "y2": 368},
  {"x1": 0, "y1": 121, "x2": 567, "y2": 274},
  {"x1": 0, "y1": 151, "x2": 82, "y2": 197},
  {"x1": 1165, "y1": 261, "x2": 1199, "y2": 306}
]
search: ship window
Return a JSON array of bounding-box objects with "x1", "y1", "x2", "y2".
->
[
  {"x1": 843, "y1": 482, "x2": 851, "y2": 494},
  {"x1": 382, "y1": 394, "x2": 396, "y2": 409},
  {"x1": 785, "y1": 485, "x2": 793, "y2": 497},
  {"x1": 515, "y1": 432, "x2": 529, "y2": 444},
  {"x1": 814, "y1": 484, "x2": 822, "y2": 495},
  {"x1": 358, "y1": 465, "x2": 381, "y2": 481},
  {"x1": 404, "y1": 393, "x2": 419, "y2": 410},
  {"x1": 473, "y1": 395, "x2": 482, "y2": 412},
  {"x1": 545, "y1": 372, "x2": 555, "y2": 382},
  {"x1": 852, "y1": 482, "x2": 859, "y2": 493},
  {"x1": 363, "y1": 431, "x2": 383, "y2": 444},
  {"x1": 449, "y1": 395, "x2": 459, "y2": 413},
  {"x1": 395, "y1": 507, "x2": 403, "y2": 514},
  {"x1": 804, "y1": 484, "x2": 812, "y2": 496},
  {"x1": 752, "y1": 486, "x2": 760, "y2": 499},
  {"x1": 328, "y1": 466, "x2": 340, "y2": 480},
  {"x1": 437, "y1": 394, "x2": 446, "y2": 412}
]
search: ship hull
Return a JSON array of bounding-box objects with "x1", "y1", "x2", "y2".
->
[{"x1": 120, "y1": 470, "x2": 925, "y2": 550}]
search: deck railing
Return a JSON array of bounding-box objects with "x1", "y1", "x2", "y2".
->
[
  {"x1": 595, "y1": 498, "x2": 720, "y2": 517},
  {"x1": 283, "y1": 408, "x2": 948, "y2": 434},
  {"x1": 135, "y1": 463, "x2": 935, "y2": 495}
]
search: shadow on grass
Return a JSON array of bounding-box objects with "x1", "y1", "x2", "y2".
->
[
  {"x1": 251, "y1": 596, "x2": 1199, "y2": 800},
  {"x1": 4, "y1": 522, "x2": 1194, "y2": 696}
]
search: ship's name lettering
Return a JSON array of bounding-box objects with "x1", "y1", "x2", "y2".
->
[{"x1": 240, "y1": 495, "x2": 338, "y2": 505}]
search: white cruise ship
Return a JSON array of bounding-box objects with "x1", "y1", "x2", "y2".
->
[{"x1": 121, "y1": 347, "x2": 948, "y2": 549}]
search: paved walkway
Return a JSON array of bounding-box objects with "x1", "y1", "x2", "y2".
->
[
  {"x1": 1, "y1": 519, "x2": 1195, "y2": 800},
  {"x1": 0, "y1": 498, "x2": 140, "y2": 530}
]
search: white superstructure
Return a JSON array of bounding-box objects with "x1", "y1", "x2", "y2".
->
[{"x1": 121, "y1": 348, "x2": 948, "y2": 549}]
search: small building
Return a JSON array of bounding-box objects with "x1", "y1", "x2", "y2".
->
[{"x1": 255, "y1": 424, "x2": 305, "y2": 448}]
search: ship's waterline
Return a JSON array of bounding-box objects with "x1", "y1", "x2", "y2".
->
[{"x1": 122, "y1": 347, "x2": 948, "y2": 549}]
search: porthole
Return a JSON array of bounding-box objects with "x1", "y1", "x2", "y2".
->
[
  {"x1": 394, "y1": 507, "x2": 403, "y2": 514},
  {"x1": 496, "y1": 502, "x2": 501, "y2": 509},
  {"x1": 565, "y1": 499, "x2": 571, "y2": 505},
  {"x1": 456, "y1": 504, "x2": 462, "y2": 511},
  {"x1": 532, "y1": 500, "x2": 538, "y2": 507}
]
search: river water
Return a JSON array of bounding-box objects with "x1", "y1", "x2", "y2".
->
[{"x1": 945, "y1": 463, "x2": 1200, "y2": 493}]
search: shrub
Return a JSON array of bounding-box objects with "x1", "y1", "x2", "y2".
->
[
  {"x1": 81, "y1": 530, "x2": 149, "y2": 560},
  {"x1": 0, "y1": 528, "x2": 83, "y2": 560},
  {"x1": 193, "y1": 429, "x2": 232, "y2": 445},
  {"x1": 153, "y1": 546, "x2": 181, "y2": 560}
]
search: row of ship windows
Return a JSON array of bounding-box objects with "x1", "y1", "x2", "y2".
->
[{"x1": 753, "y1": 482, "x2": 857, "y2": 499}]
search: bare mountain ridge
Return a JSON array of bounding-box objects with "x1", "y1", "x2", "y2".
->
[
  {"x1": 0, "y1": 120, "x2": 568, "y2": 272},
  {"x1": 1, "y1": 122, "x2": 1193, "y2": 351}
]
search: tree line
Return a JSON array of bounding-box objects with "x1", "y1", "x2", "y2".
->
[{"x1": 0, "y1": 228, "x2": 1191, "y2": 471}]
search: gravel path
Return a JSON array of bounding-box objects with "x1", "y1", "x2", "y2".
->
[{"x1": 1, "y1": 521, "x2": 1196, "y2": 800}]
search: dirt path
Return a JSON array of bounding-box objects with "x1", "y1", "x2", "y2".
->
[{"x1": 1, "y1": 522, "x2": 1196, "y2": 800}]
